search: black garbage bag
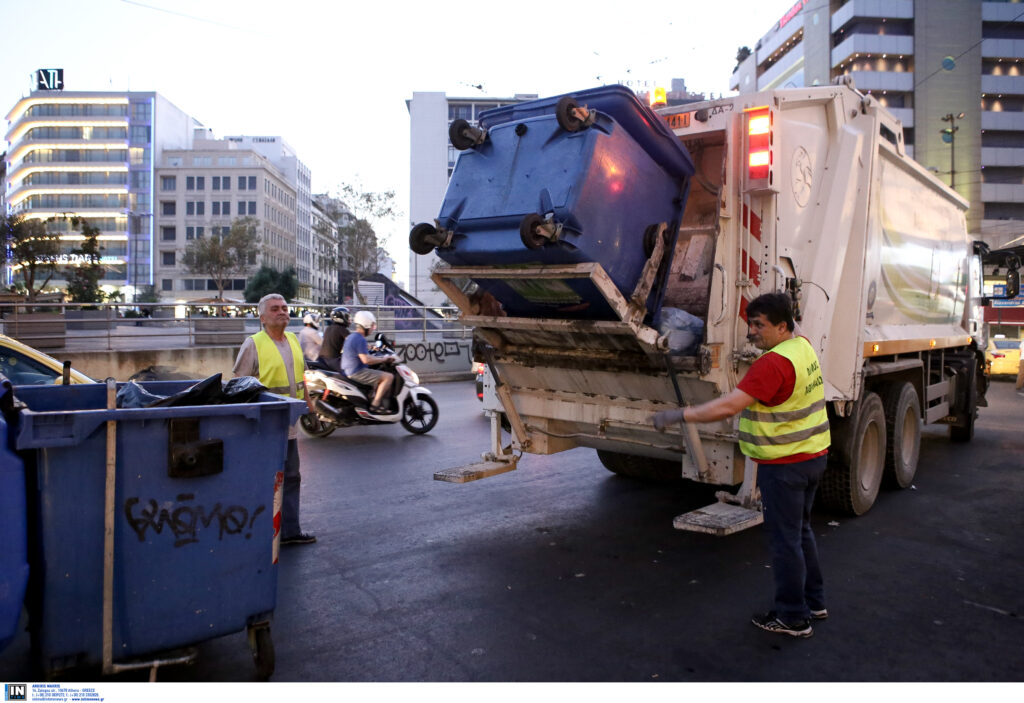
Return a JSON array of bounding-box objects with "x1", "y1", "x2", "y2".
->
[
  {"x1": 146, "y1": 373, "x2": 225, "y2": 408},
  {"x1": 222, "y1": 376, "x2": 266, "y2": 404},
  {"x1": 116, "y1": 380, "x2": 168, "y2": 409}
]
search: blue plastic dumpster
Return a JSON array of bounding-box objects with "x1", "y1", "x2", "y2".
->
[
  {"x1": 13, "y1": 381, "x2": 306, "y2": 678},
  {"x1": 423, "y1": 85, "x2": 694, "y2": 320},
  {"x1": 0, "y1": 381, "x2": 29, "y2": 654}
]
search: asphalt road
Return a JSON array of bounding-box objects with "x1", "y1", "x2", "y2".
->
[{"x1": 2, "y1": 379, "x2": 1022, "y2": 682}]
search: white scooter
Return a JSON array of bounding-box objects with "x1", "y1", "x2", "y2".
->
[{"x1": 300, "y1": 334, "x2": 439, "y2": 437}]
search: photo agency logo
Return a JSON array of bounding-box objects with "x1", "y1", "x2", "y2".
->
[{"x1": 4, "y1": 684, "x2": 27, "y2": 701}]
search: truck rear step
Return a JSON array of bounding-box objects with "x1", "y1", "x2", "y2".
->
[{"x1": 673, "y1": 502, "x2": 763, "y2": 536}]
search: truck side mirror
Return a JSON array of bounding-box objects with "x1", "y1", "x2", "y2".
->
[{"x1": 1006, "y1": 269, "x2": 1020, "y2": 299}]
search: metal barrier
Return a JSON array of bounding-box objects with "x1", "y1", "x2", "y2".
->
[{"x1": 0, "y1": 302, "x2": 469, "y2": 352}]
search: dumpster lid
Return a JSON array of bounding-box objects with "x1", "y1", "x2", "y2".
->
[{"x1": 478, "y1": 85, "x2": 695, "y2": 181}]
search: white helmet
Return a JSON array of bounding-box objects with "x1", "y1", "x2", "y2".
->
[
  {"x1": 353, "y1": 310, "x2": 376, "y2": 330},
  {"x1": 302, "y1": 312, "x2": 320, "y2": 328}
]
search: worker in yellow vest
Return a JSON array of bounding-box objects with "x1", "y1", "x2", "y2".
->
[
  {"x1": 651, "y1": 292, "x2": 831, "y2": 638},
  {"x1": 234, "y1": 293, "x2": 317, "y2": 546}
]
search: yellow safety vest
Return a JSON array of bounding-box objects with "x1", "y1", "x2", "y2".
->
[
  {"x1": 252, "y1": 330, "x2": 306, "y2": 399},
  {"x1": 738, "y1": 336, "x2": 830, "y2": 461}
]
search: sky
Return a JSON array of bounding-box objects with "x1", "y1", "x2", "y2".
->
[{"x1": 0, "y1": 0, "x2": 794, "y2": 287}]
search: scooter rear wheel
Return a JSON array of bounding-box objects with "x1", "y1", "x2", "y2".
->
[
  {"x1": 299, "y1": 413, "x2": 336, "y2": 438},
  {"x1": 401, "y1": 395, "x2": 439, "y2": 434}
]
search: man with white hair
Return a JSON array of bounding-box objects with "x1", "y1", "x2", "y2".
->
[{"x1": 233, "y1": 293, "x2": 317, "y2": 546}]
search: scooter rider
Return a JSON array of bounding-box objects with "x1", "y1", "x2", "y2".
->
[
  {"x1": 298, "y1": 312, "x2": 322, "y2": 363},
  {"x1": 341, "y1": 310, "x2": 398, "y2": 414},
  {"x1": 317, "y1": 306, "x2": 351, "y2": 373}
]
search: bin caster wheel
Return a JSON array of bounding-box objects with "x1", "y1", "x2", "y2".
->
[
  {"x1": 249, "y1": 624, "x2": 275, "y2": 680},
  {"x1": 643, "y1": 224, "x2": 661, "y2": 258},
  {"x1": 449, "y1": 118, "x2": 483, "y2": 150},
  {"x1": 520, "y1": 213, "x2": 547, "y2": 249},
  {"x1": 410, "y1": 223, "x2": 440, "y2": 255},
  {"x1": 555, "y1": 96, "x2": 586, "y2": 132}
]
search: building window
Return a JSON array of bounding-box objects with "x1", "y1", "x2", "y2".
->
[
  {"x1": 449, "y1": 104, "x2": 472, "y2": 120},
  {"x1": 212, "y1": 177, "x2": 220, "y2": 191},
  {"x1": 161, "y1": 175, "x2": 176, "y2": 190},
  {"x1": 162, "y1": 279, "x2": 173, "y2": 291},
  {"x1": 161, "y1": 226, "x2": 176, "y2": 241},
  {"x1": 131, "y1": 171, "x2": 150, "y2": 189},
  {"x1": 161, "y1": 251, "x2": 175, "y2": 266},
  {"x1": 130, "y1": 125, "x2": 151, "y2": 144},
  {"x1": 238, "y1": 176, "x2": 246, "y2": 190},
  {"x1": 131, "y1": 102, "x2": 151, "y2": 121},
  {"x1": 186, "y1": 201, "x2": 205, "y2": 216},
  {"x1": 186, "y1": 176, "x2": 194, "y2": 190},
  {"x1": 247, "y1": 201, "x2": 256, "y2": 215},
  {"x1": 161, "y1": 201, "x2": 176, "y2": 216},
  {"x1": 212, "y1": 201, "x2": 220, "y2": 216},
  {"x1": 222, "y1": 201, "x2": 230, "y2": 216},
  {"x1": 249, "y1": 176, "x2": 257, "y2": 190},
  {"x1": 221, "y1": 176, "x2": 230, "y2": 191},
  {"x1": 196, "y1": 176, "x2": 205, "y2": 190}
]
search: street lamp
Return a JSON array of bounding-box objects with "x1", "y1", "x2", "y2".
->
[{"x1": 940, "y1": 111, "x2": 965, "y2": 189}]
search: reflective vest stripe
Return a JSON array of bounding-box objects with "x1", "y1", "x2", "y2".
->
[
  {"x1": 252, "y1": 330, "x2": 305, "y2": 400},
  {"x1": 740, "y1": 398, "x2": 827, "y2": 424},
  {"x1": 738, "y1": 419, "x2": 831, "y2": 447}
]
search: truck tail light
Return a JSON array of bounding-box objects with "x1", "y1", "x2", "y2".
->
[{"x1": 746, "y1": 106, "x2": 773, "y2": 184}]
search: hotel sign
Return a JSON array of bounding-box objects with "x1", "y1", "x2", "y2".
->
[{"x1": 36, "y1": 68, "x2": 64, "y2": 91}]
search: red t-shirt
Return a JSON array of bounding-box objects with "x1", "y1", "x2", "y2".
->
[{"x1": 737, "y1": 343, "x2": 829, "y2": 464}]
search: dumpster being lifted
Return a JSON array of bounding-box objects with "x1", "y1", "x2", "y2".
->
[
  {"x1": 410, "y1": 85, "x2": 695, "y2": 321},
  {"x1": 13, "y1": 380, "x2": 306, "y2": 679}
]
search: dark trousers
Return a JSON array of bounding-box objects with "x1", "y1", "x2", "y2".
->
[
  {"x1": 756, "y1": 455, "x2": 827, "y2": 622},
  {"x1": 282, "y1": 438, "x2": 302, "y2": 539}
]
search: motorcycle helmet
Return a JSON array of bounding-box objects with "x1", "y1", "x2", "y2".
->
[
  {"x1": 302, "y1": 312, "x2": 321, "y2": 328},
  {"x1": 329, "y1": 306, "x2": 351, "y2": 326},
  {"x1": 353, "y1": 310, "x2": 376, "y2": 330}
]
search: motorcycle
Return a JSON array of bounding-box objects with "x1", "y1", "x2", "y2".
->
[{"x1": 299, "y1": 334, "x2": 439, "y2": 437}]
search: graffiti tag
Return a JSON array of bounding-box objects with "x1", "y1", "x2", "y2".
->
[
  {"x1": 395, "y1": 341, "x2": 466, "y2": 365},
  {"x1": 124, "y1": 493, "x2": 267, "y2": 548}
]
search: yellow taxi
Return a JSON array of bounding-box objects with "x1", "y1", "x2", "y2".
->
[
  {"x1": 0, "y1": 333, "x2": 94, "y2": 385},
  {"x1": 985, "y1": 336, "x2": 1022, "y2": 377}
]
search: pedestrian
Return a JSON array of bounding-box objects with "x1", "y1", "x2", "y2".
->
[
  {"x1": 342, "y1": 310, "x2": 398, "y2": 414},
  {"x1": 317, "y1": 306, "x2": 351, "y2": 373},
  {"x1": 298, "y1": 312, "x2": 323, "y2": 363},
  {"x1": 233, "y1": 293, "x2": 317, "y2": 546},
  {"x1": 650, "y1": 292, "x2": 830, "y2": 638}
]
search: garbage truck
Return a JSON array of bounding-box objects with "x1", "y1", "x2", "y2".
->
[{"x1": 411, "y1": 81, "x2": 1016, "y2": 535}]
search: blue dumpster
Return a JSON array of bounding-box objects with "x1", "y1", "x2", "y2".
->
[
  {"x1": 13, "y1": 381, "x2": 306, "y2": 677},
  {"x1": 429, "y1": 85, "x2": 694, "y2": 319},
  {"x1": 0, "y1": 381, "x2": 29, "y2": 654}
]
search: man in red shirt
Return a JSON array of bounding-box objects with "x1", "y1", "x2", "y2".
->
[{"x1": 651, "y1": 292, "x2": 830, "y2": 637}]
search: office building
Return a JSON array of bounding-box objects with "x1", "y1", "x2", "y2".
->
[
  {"x1": 730, "y1": 0, "x2": 1024, "y2": 246},
  {"x1": 406, "y1": 91, "x2": 537, "y2": 307},
  {"x1": 4, "y1": 89, "x2": 197, "y2": 294},
  {"x1": 310, "y1": 200, "x2": 339, "y2": 304}
]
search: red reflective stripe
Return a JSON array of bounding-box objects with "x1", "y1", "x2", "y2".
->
[
  {"x1": 739, "y1": 296, "x2": 749, "y2": 323},
  {"x1": 749, "y1": 254, "x2": 761, "y2": 286}
]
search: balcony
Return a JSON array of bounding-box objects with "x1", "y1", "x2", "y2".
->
[
  {"x1": 757, "y1": 54, "x2": 805, "y2": 91},
  {"x1": 884, "y1": 107, "x2": 914, "y2": 128},
  {"x1": 5, "y1": 114, "x2": 129, "y2": 142},
  {"x1": 757, "y1": 16, "x2": 802, "y2": 63},
  {"x1": 831, "y1": 0, "x2": 913, "y2": 31},
  {"x1": 981, "y1": 39, "x2": 1024, "y2": 59},
  {"x1": 983, "y1": 2, "x2": 1024, "y2": 23},
  {"x1": 847, "y1": 70, "x2": 914, "y2": 92},
  {"x1": 982, "y1": 110, "x2": 1024, "y2": 131},
  {"x1": 981, "y1": 74, "x2": 1024, "y2": 96},
  {"x1": 981, "y1": 147, "x2": 1024, "y2": 167},
  {"x1": 832, "y1": 34, "x2": 914, "y2": 67},
  {"x1": 981, "y1": 183, "x2": 1024, "y2": 202}
]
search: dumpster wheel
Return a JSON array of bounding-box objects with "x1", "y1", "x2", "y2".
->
[
  {"x1": 520, "y1": 213, "x2": 548, "y2": 249},
  {"x1": 555, "y1": 96, "x2": 586, "y2": 132},
  {"x1": 248, "y1": 623, "x2": 275, "y2": 680}
]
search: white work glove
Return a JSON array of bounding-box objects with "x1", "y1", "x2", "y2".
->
[{"x1": 649, "y1": 408, "x2": 685, "y2": 432}]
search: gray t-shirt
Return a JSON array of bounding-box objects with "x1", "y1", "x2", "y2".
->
[{"x1": 234, "y1": 334, "x2": 300, "y2": 439}]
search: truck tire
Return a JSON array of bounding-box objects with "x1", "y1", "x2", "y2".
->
[
  {"x1": 820, "y1": 392, "x2": 886, "y2": 515},
  {"x1": 596, "y1": 449, "x2": 683, "y2": 482},
  {"x1": 882, "y1": 382, "x2": 921, "y2": 489}
]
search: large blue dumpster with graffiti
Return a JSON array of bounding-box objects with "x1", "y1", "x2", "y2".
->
[
  {"x1": 13, "y1": 381, "x2": 305, "y2": 678},
  {"x1": 0, "y1": 379, "x2": 29, "y2": 655}
]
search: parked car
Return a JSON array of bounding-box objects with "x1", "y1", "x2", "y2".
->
[
  {"x1": 985, "y1": 336, "x2": 1021, "y2": 376},
  {"x1": 0, "y1": 334, "x2": 94, "y2": 385}
]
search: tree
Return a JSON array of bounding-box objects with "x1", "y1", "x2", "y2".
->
[
  {"x1": 64, "y1": 217, "x2": 105, "y2": 304},
  {"x1": 182, "y1": 216, "x2": 260, "y2": 302},
  {"x1": 1, "y1": 214, "x2": 63, "y2": 302},
  {"x1": 734, "y1": 46, "x2": 752, "y2": 72},
  {"x1": 315, "y1": 183, "x2": 400, "y2": 304},
  {"x1": 244, "y1": 266, "x2": 298, "y2": 303}
]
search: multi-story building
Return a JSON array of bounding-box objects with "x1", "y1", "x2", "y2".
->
[
  {"x1": 4, "y1": 90, "x2": 197, "y2": 295},
  {"x1": 406, "y1": 91, "x2": 537, "y2": 307},
  {"x1": 226, "y1": 136, "x2": 312, "y2": 301},
  {"x1": 730, "y1": 0, "x2": 1024, "y2": 246},
  {"x1": 154, "y1": 131, "x2": 296, "y2": 302},
  {"x1": 310, "y1": 200, "x2": 339, "y2": 304}
]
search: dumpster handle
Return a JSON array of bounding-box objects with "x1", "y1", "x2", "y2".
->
[{"x1": 102, "y1": 378, "x2": 117, "y2": 676}]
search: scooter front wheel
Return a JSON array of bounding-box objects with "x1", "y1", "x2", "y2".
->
[
  {"x1": 401, "y1": 395, "x2": 439, "y2": 434},
  {"x1": 299, "y1": 413, "x2": 336, "y2": 438}
]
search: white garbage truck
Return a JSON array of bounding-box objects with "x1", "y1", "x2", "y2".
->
[{"x1": 423, "y1": 81, "x2": 1011, "y2": 535}]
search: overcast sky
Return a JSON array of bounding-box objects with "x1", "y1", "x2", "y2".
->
[{"x1": 1, "y1": 0, "x2": 794, "y2": 285}]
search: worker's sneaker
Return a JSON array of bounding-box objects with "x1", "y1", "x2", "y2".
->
[
  {"x1": 751, "y1": 611, "x2": 813, "y2": 638},
  {"x1": 281, "y1": 532, "x2": 317, "y2": 546},
  {"x1": 810, "y1": 608, "x2": 829, "y2": 620}
]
